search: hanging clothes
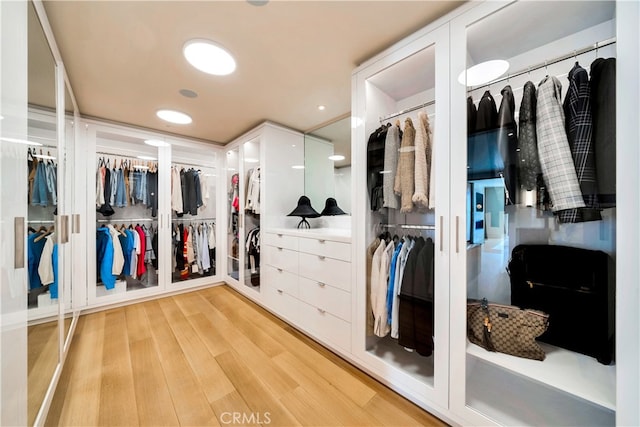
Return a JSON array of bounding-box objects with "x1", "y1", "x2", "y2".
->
[
  {"x1": 536, "y1": 76, "x2": 585, "y2": 212},
  {"x1": 130, "y1": 226, "x2": 141, "y2": 278},
  {"x1": 28, "y1": 232, "x2": 47, "y2": 290},
  {"x1": 367, "y1": 124, "x2": 389, "y2": 211},
  {"x1": 171, "y1": 166, "x2": 184, "y2": 214},
  {"x1": 147, "y1": 171, "x2": 158, "y2": 217},
  {"x1": 38, "y1": 234, "x2": 58, "y2": 299},
  {"x1": 412, "y1": 111, "x2": 432, "y2": 209},
  {"x1": 385, "y1": 240, "x2": 403, "y2": 326},
  {"x1": 497, "y1": 85, "x2": 519, "y2": 205},
  {"x1": 391, "y1": 236, "x2": 414, "y2": 339},
  {"x1": 44, "y1": 161, "x2": 57, "y2": 206},
  {"x1": 518, "y1": 81, "x2": 542, "y2": 191},
  {"x1": 370, "y1": 239, "x2": 387, "y2": 337},
  {"x1": 395, "y1": 118, "x2": 416, "y2": 213},
  {"x1": 365, "y1": 236, "x2": 381, "y2": 336},
  {"x1": 118, "y1": 228, "x2": 134, "y2": 277},
  {"x1": 590, "y1": 57, "x2": 616, "y2": 208},
  {"x1": 382, "y1": 123, "x2": 401, "y2": 210},
  {"x1": 467, "y1": 96, "x2": 477, "y2": 134},
  {"x1": 97, "y1": 227, "x2": 116, "y2": 289},
  {"x1": 143, "y1": 225, "x2": 156, "y2": 266},
  {"x1": 475, "y1": 90, "x2": 499, "y2": 132},
  {"x1": 246, "y1": 227, "x2": 260, "y2": 274},
  {"x1": 245, "y1": 168, "x2": 261, "y2": 214},
  {"x1": 107, "y1": 225, "x2": 125, "y2": 276},
  {"x1": 557, "y1": 62, "x2": 601, "y2": 223},
  {"x1": 199, "y1": 171, "x2": 209, "y2": 208},
  {"x1": 135, "y1": 225, "x2": 147, "y2": 278},
  {"x1": 31, "y1": 161, "x2": 48, "y2": 207}
]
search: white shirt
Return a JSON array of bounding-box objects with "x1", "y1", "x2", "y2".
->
[
  {"x1": 38, "y1": 234, "x2": 56, "y2": 285},
  {"x1": 107, "y1": 225, "x2": 125, "y2": 276}
]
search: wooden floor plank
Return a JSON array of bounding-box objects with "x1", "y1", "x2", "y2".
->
[
  {"x1": 279, "y1": 386, "x2": 343, "y2": 427},
  {"x1": 209, "y1": 391, "x2": 260, "y2": 427},
  {"x1": 143, "y1": 300, "x2": 219, "y2": 426},
  {"x1": 97, "y1": 309, "x2": 139, "y2": 426},
  {"x1": 129, "y1": 337, "x2": 180, "y2": 426},
  {"x1": 215, "y1": 350, "x2": 301, "y2": 427},
  {"x1": 158, "y1": 296, "x2": 235, "y2": 403},
  {"x1": 272, "y1": 351, "x2": 381, "y2": 426},
  {"x1": 56, "y1": 312, "x2": 106, "y2": 426},
  {"x1": 124, "y1": 302, "x2": 152, "y2": 343}
]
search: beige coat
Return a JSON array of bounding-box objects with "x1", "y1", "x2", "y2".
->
[{"x1": 394, "y1": 118, "x2": 416, "y2": 213}]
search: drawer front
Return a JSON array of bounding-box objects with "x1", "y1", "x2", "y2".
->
[
  {"x1": 299, "y1": 237, "x2": 351, "y2": 262},
  {"x1": 298, "y1": 252, "x2": 350, "y2": 292},
  {"x1": 298, "y1": 276, "x2": 351, "y2": 322},
  {"x1": 263, "y1": 232, "x2": 298, "y2": 251},
  {"x1": 264, "y1": 264, "x2": 298, "y2": 298},
  {"x1": 263, "y1": 280, "x2": 299, "y2": 323},
  {"x1": 299, "y1": 300, "x2": 351, "y2": 352},
  {"x1": 264, "y1": 246, "x2": 298, "y2": 274}
]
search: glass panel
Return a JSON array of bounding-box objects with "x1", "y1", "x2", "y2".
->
[
  {"x1": 95, "y1": 132, "x2": 160, "y2": 296},
  {"x1": 463, "y1": 1, "x2": 616, "y2": 423},
  {"x1": 170, "y1": 147, "x2": 217, "y2": 283},
  {"x1": 226, "y1": 148, "x2": 240, "y2": 281},
  {"x1": 26, "y1": 1, "x2": 60, "y2": 424},
  {"x1": 243, "y1": 139, "x2": 260, "y2": 289},
  {"x1": 364, "y1": 43, "x2": 437, "y2": 386}
]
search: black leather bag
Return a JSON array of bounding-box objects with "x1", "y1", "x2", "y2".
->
[{"x1": 508, "y1": 244, "x2": 614, "y2": 365}]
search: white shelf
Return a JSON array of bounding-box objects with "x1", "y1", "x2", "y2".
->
[{"x1": 466, "y1": 341, "x2": 615, "y2": 410}]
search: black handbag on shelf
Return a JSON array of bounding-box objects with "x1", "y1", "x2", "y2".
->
[{"x1": 508, "y1": 244, "x2": 615, "y2": 365}]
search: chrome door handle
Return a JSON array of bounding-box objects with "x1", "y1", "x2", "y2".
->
[{"x1": 317, "y1": 282, "x2": 326, "y2": 287}]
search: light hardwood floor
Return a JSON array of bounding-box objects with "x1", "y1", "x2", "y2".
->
[{"x1": 46, "y1": 284, "x2": 446, "y2": 427}]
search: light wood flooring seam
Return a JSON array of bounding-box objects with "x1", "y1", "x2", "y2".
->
[{"x1": 46, "y1": 284, "x2": 446, "y2": 427}]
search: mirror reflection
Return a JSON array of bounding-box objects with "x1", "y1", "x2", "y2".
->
[
  {"x1": 304, "y1": 116, "x2": 351, "y2": 214},
  {"x1": 27, "y1": 1, "x2": 60, "y2": 425}
]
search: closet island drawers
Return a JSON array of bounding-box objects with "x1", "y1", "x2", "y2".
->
[
  {"x1": 298, "y1": 237, "x2": 350, "y2": 261},
  {"x1": 298, "y1": 252, "x2": 350, "y2": 292},
  {"x1": 298, "y1": 276, "x2": 350, "y2": 321},
  {"x1": 263, "y1": 246, "x2": 298, "y2": 273},
  {"x1": 299, "y1": 299, "x2": 351, "y2": 351},
  {"x1": 263, "y1": 232, "x2": 298, "y2": 251}
]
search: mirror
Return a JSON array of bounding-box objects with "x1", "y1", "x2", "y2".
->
[
  {"x1": 27, "y1": 1, "x2": 60, "y2": 425},
  {"x1": 304, "y1": 115, "x2": 351, "y2": 214}
]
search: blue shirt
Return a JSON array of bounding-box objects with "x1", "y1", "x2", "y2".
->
[
  {"x1": 97, "y1": 227, "x2": 116, "y2": 289},
  {"x1": 28, "y1": 233, "x2": 47, "y2": 289},
  {"x1": 386, "y1": 242, "x2": 403, "y2": 325}
]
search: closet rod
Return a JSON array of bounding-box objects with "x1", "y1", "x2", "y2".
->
[
  {"x1": 28, "y1": 219, "x2": 55, "y2": 224},
  {"x1": 97, "y1": 218, "x2": 156, "y2": 223},
  {"x1": 173, "y1": 161, "x2": 215, "y2": 170},
  {"x1": 96, "y1": 151, "x2": 157, "y2": 161},
  {"x1": 381, "y1": 224, "x2": 436, "y2": 230},
  {"x1": 172, "y1": 217, "x2": 216, "y2": 222},
  {"x1": 379, "y1": 99, "x2": 435, "y2": 123},
  {"x1": 468, "y1": 37, "x2": 617, "y2": 91}
]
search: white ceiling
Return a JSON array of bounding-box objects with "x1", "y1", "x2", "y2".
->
[{"x1": 40, "y1": 0, "x2": 464, "y2": 145}]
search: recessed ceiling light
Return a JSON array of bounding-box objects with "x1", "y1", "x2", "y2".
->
[
  {"x1": 137, "y1": 155, "x2": 157, "y2": 160},
  {"x1": 144, "y1": 139, "x2": 169, "y2": 147},
  {"x1": 247, "y1": 0, "x2": 269, "y2": 6},
  {"x1": 328, "y1": 155, "x2": 345, "y2": 161},
  {"x1": 458, "y1": 59, "x2": 509, "y2": 87},
  {"x1": 291, "y1": 165, "x2": 305, "y2": 169},
  {"x1": 244, "y1": 158, "x2": 259, "y2": 163},
  {"x1": 156, "y1": 109, "x2": 192, "y2": 124},
  {"x1": 317, "y1": 105, "x2": 326, "y2": 111},
  {"x1": 183, "y1": 39, "x2": 236, "y2": 76},
  {"x1": 179, "y1": 89, "x2": 198, "y2": 98}
]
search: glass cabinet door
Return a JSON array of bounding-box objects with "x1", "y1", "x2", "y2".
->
[
  {"x1": 170, "y1": 146, "x2": 217, "y2": 284},
  {"x1": 242, "y1": 138, "x2": 261, "y2": 290},
  {"x1": 451, "y1": 1, "x2": 616, "y2": 425},
  {"x1": 354, "y1": 23, "x2": 450, "y2": 408},
  {"x1": 226, "y1": 147, "x2": 240, "y2": 281}
]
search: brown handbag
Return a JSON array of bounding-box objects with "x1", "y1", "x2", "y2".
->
[{"x1": 467, "y1": 298, "x2": 550, "y2": 361}]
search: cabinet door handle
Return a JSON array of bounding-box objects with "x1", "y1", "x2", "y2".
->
[
  {"x1": 317, "y1": 282, "x2": 326, "y2": 287},
  {"x1": 318, "y1": 255, "x2": 325, "y2": 260},
  {"x1": 456, "y1": 216, "x2": 460, "y2": 253},
  {"x1": 317, "y1": 308, "x2": 326, "y2": 314},
  {"x1": 60, "y1": 215, "x2": 69, "y2": 244},
  {"x1": 277, "y1": 289, "x2": 283, "y2": 294},
  {"x1": 277, "y1": 247, "x2": 283, "y2": 251},
  {"x1": 439, "y1": 215, "x2": 443, "y2": 252},
  {"x1": 73, "y1": 214, "x2": 81, "y2": 234},
  {"x1": 277, "y1": 268, "x2": 283, "y2": 273},
  {"x1": 318, "y1": 239, "x2": 326, "y2": 243},
  {"x1": 14, "y1": 217, "x2": 24, "y2": 269},
  {"x1": 277, "y1": 233, "x2": 283, "y2": 237}
]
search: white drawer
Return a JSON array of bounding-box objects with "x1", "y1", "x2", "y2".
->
[
  {"x1": 299, "y1": 237, "x2": 351, "y2": 262},
  {"x1": 264, "y1": 264, "x2": 298, "y2": 298},
  {"x1": 298, "y1": 252, "x2": 350, "y2": 293},
  {"x1": 263, "y1": 232, "x2": 298, "y2": 251},
  {"x1": 299, "y1": 300, "x2": 351, "y2": 352},
  {"x1": 264, "y1": 246, "x2": 298, "y2": 273},
  {"x1": 298, "y1": 276, "x2": 351, "y2": 322},
  {"x1": 263, "y1": 280, "x2": 299, "y2": 323}
]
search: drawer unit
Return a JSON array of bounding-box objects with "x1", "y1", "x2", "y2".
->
[
  {"x1": 298, "y1": 252, "x2": 350, "y2": 292},
  {"x1": 299, "y1": 237, "x2": 351, "y2": 262},
  {"x1": 264, "y1": 246, "x2": 299, "y2": 273},
  {"x1": 299, "y1": 299, "x2": 351, "y2": 352},
  {"x1": 263, "y1": 232, "x2": 299, "y2": 251},
  {"x1": 263, "y1": 280, "x2": 299, "y2": 323},
  {"x1": 264, "y1": 264, "x2": 298, "y2": 298},
  {"x1": 298, "y1": 276, "x2": 351, "y2": 322}
]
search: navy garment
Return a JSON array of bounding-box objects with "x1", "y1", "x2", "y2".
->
[
  {"x1": 103, "y1": 167, "x2": 111, "y2": 208},
  {"x1": 118, "y1": 230, "x2": 134, "y2": 276},
  {"x1": 96, "y1": 227, "x2": 116, "y2": 289},
  {"x1": 194, "y1": 171, "x2": 203, "y2": 209},
  {"x1": 28, "y1": 233, "x2": 47, "y2": 289},
  {"x1": 147, "y1": 171, "x2": 158, "y2": 217},
  {"x1": 475, "y1": 90, "x2": 499, "y2": 132}
]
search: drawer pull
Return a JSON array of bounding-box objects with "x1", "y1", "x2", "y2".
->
[
  {"x1": 318, "y1": 255, "x2": 325, "y2": 260},
  {"x1": 277, "y1": 233, "x2": 283, "y2": 237},
  {"x1": 317, "y1": 282, "x2": 326, "y2": 287},
  {"x1": 277, "y1": 289, "x2": 283, "y2": 294},
  {"x1": 277, "y1": 247, "x2": 283, "y2": 251},
  {"x1": 277, "y1": 268, "x2": 283, "y2": 272},
  {"x1": 317, "y1": 308, "x2": 326, "y2": 314},
  {"x1": 318, "y1": 239, "x2": 326, "y2": 243}
]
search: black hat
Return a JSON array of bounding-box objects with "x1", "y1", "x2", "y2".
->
[
  {"x1": 97, "y1": 203, "x2": 115, "y2": 216},
  {"x1": 287, "y1": 196, "x2": 320, "y2": 218},
  {"x1": 320, "y1": 198, "x2": 346, "y2": 216}
]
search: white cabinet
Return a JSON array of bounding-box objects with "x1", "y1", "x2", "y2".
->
[
  {"x1": 351, "y1": 0, "x2": 640, "y2": 426},
  {"x1": 262, "y1": 229, "x2": 353, "y2": 353}
]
